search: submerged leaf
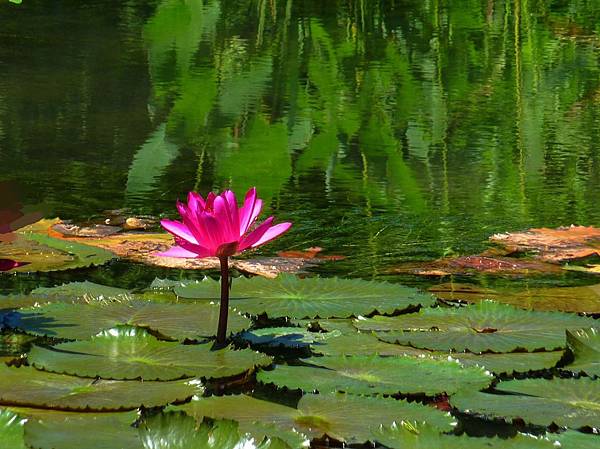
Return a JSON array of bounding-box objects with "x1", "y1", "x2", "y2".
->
[
  {"x1": 28, "y1": 328, "x2": 271, "y2": 381},
  {"x1": 257, "y1": 355, "x2": 492, "y2": 396},
  {"x1": 175, "y1": 275, "x2": 434, "y2": 319},
  {"x1": 0, "y1": 365, "x2": 203, "y2": 411},
  {"x1": 452, "y1": 378, "x2": 600, "y2": 429},
  {"x1": 355, "y1": 301, "x2": 595, "y2": 353},
  {"x1": 7, "y1": 299, "x2": 251, "y2": 340}
]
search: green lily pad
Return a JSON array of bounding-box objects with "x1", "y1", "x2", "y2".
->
[
  {"x1": 0, "y1": 364, "x2": 202, "y2": 411},
  {"x1": 28, "y1": 328, "x2": 272, "y2": 381},
  {"x1": 175, "y1": 275, "x2": 434, "y2": 319},
  {"x1": 292, "y1": 319, "x2": 358, "y2": 333},
  {"x1": 355, "y1": 301, "x2": 595, "y2": 353},
  {"x1": 139, "y1": 412, "x2": 291, "y2": 449},
  {"x1": 0, "y1": 233, "x2": 114, "y2": 273},
  {"x1": 0, "y1": 409, "x2": 26, "y2": 449},
  {"x1": 24, "y1": 412, "x2": 142, "y2": 449},
  {"x1": 6, "y1": 299, "x2": 251, "y2": 340},
  {"x1": 449, "y1": 351, "x2": 564, "y2": 375},
  {"x1": 174, "y1": 393, "x2": 455, "y2": 444},
  {"x1": 30, "y1": 282, "x2": 131, "y2": 302},
  {"x1": 451, "y1": 378, "x2": 600, "y2": 429},
  {"x1": 313, "y1": 332, "x2": 432, "y2": 357},
  {"x1": 565, "y1": 328, "x2": 600, "y2": 377},
  {"x1": 240, "y1": 327, "x2": 341, "y2": 349},
  {"x1": 258, "y1": 355, "x2": 492, "y2": 396},
  {"x1": 371, "y1": 421, "x2": 555, "y2": 448},
  {"x1": 551, "y1": 430, "x2": 600, "y2": 449}
]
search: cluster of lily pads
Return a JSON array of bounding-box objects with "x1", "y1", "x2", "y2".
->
[{"x1": 0, "y1": 274, "x2": 599, "y2": 448}]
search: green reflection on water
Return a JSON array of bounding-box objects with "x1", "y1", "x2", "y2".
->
[{"x1": 1, "y1": 0, "x2": 600, "y2": 279}]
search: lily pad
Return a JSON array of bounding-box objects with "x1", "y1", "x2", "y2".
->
[
  {"x1": 139, "y1": 413, "x2": 291, "y2": 449},
  {"x1": 0, "y1": 364, "x2": 203, "y2": 411},
  {"x1": 0, "y1": 233, "x2": 114, "y2": 273},
  {"x1": 24, "y1": 412, "x2": 142, "y2": 449},
  {"x1": 564, "y1": 328, "x2": 600, "y2": 377},
  {"x1": 312, "y1": 332, "x2": 432, "y2": 357},
  {"x1": 431, "y1": 282, "x2": 600, "y2": 314},
  {"x1": 449, "y1": 351, "x2": 563, "y2": 375},
  {"x1": 490, "y1": 226, "x2": 600, "y2": 263},
  {"x1": 551, "y1": 430, "x2": 600, "y2": 449},
  {"x1": 175, "y1": 275, "x2": 435, "y2": 319},
  {"x1": 28, "y1": 328, "x2": 272, "y2": 381},
  {"x1": 30, "y1": 282, "x2": 131, "y2": 302},
  {"x1": 0, "y1": 409, "x2": 26, "y2": 449},
  {"x1": 258, "y1": 355, "x2": 492, "y2": 396},
  {"x1": 240, "y1": 327, "x2": 341, "y2": 349},
  {"x1": 451, "y1": 378, "x2": 600, "y2": 429},
  {"x1": 6, "y1": 299, "x2": 251, "y2": 340},
  {"x1": 354, "y1": 301, "x2": 595, "y2": 353},
  {"x1": 174, "y1": 393, "x2": 455, "y2": 444},
  {"x1": 171, "y1": 395, "x2": 308, "y2": 448},
  {"x1": 371, "y1": 421, "x2": 555, "y2": 449},
  {"x1": 295, "y1": 393, "x2": 455, "y2": 443}
]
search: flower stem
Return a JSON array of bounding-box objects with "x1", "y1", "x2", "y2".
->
[{"x1": 216, "y1": 256, "x2": 230, "y2": 345}]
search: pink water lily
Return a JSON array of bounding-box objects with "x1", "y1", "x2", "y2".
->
[
  {"x1": 158, "y1": 187, "x2": 291, "y2": 259},
  {"x1": 158, "y1": 187, "x2": 291, "y2": 344}
]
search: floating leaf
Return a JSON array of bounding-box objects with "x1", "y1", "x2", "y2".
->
[
  {"x1": 0, "y1": 365, "x2": 202, "y2": 411},
  {"x1": 51, "y1": 223, "x2": 121, "y2": 238},
  {"x1": 28, "y1": 328, "x2": 272, "y2": 381},
  {"x1": 139, "y1": 412, "x2": 291, "y2": 449},
  {"x1": 24, "y1": 412, "x2": 141, "y2": 449},
  {"x1": 371, "y1": 421, "x2": 555, "y2": 449},
  {"x1": 175, "y1": 275, "x2": 435, "y2": 319},
  {"x1": 393, "y1": 255, "x2": 562, "y2": 276},
  {"x1": 258, "y1": 355, "x2": 492, "y2": 396},
  {"x1": 240, "y1": 327, "x2": 341, "y2": 349},
  {"x1": 174, "y1": 393, "x2": 455, "y2": 444},
  {"x1": 452, "y1": 378, "x2": 600, "y2": 429},
  {"x1": 551, "y1": 430, "x2": 600, "y2": 449},
  {"x1": 0, "y1": 409, "x2": 26, "y2": 449},
  {"x1": 431, "y1": 282, "x2": 600, "y2": 313},
  {"x1": 449, "y1": 351, "x2": 563, "y2": 375},
  {"x1": 311, "y1": 332, "x2": 432, "y2": 357},
  {"x1": 0, "y1": 234, "x2": 114, "y2": 273},
  {"x1": 31, "y1": 281, "x2": 131, "y2": 302},
  {"x1": 7, "y1": 299, "x2": 251, "y2": 340},
  {"x1": 355, "y1": 301, "x2": 595, "y2": 353},
  {"x1": 171, "y1": 395, "x2": 308, "y2": 448},
  {"x1": 295, "y1": 393, "x2": 455, "y2": 443},
  {"x1": 490, "y1": 226, "x2": 600, "y2": 263},
  {"x1": 564, "y1": 328, "x2": 600, "y2": 377}
]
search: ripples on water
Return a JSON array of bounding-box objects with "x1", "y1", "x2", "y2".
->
[{"x1": 0, "y1": 0, "x2": 599, "y2": 283}]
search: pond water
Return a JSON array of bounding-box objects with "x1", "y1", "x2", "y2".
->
[{"x1": 1, "y1": 0, "x2": 600, "y2": 287}]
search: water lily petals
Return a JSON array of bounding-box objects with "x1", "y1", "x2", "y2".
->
[
  {"x1": 249, "y1": 222, "x2": 292, "y2": 248},
  {"x1": 0, "y1": 258, "x2": 28, "y2": 271},
  {"x1": 214, "y1": 196, "x2": 237, "y2": 243},
  {"x1": 224, "y1": 190, "x2": 240, "y2": 236},
  {"x1": 205, "y1": 192, "x2": 216, "y2": 211},
  {"x1": 239, "y1": 187, "x2": 257, "y2": 235},
  {"x1": 249, "y1": 199, "x2": 263, "y2": 228},
  {"x1": 160, "y1": 219, "x2": 198, "y2": 245},
  {"x1": 156, "y1": 246, "x2": 200, "y2": 258},
  {"x1": 187, "y1": 192, "x2": 205, "y2": 216},
  {"x1": 238, "y1": 217, "x2": 275, "y2": 251},
  {"x1": 199, "y1": 212, "x2": 223, "y2": 250},
  {"x1": 175, "y1": 239, "x2": 213, "y2": 258}
]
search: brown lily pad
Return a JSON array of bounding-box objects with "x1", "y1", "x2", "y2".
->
[
  {"x1": 278, "y1": 247, "x2": 346, "y2": 261},
  {"x1": 392, "y1": 255, "x2": 562, "y2": 276},
  {"x1": 51, "y1": 224, "x2": 121, "y2": 238},
  {"x1": 490, "y1": 225, "x2": 600, "y2": 263},
  {"x1": 431, "y1": 282, "x2": 600, "y2": 313},
  {"x1": 22, "y1": 219, "x2": 318, "y2": 278}
]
